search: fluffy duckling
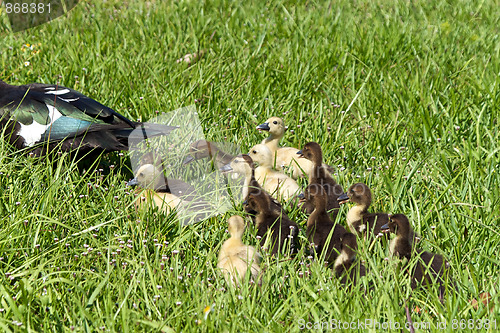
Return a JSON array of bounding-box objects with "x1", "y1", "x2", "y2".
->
[
  {"x1": 248, "y1": 144, "x2": 301, "y2": 201},
  {"x1": 297, "y1": 142, "x2": 343, "y2": 217},
  {"x1": 306, "y1": 186, "x2": 347, "y2": 265},
  {"x1": 334, "y1": 232, "x2": 366, "y2": 285},
  {"x1": 218, "y1": 215, "x2": 261, "y2": 287},
  {"x1": 257, "y1": 117, "x2": 334, "y2": 179},
  {"x1": 128, "y1": 157, "x2": 209, "y2": 221},
  {"x1": 220, "y1": 154, "x2": 282, "y2": 215},
  {"x1": 182, "y1": 139, "x2": 235, "y2": 167},
  {"x1": 245, "y1": 193, "x2": 299, "y2": 255},
  {"x1": 381, "y1": 214, "x2": 449, "y2": 297},
  {"x1": 337, "y1": 183, "x2": 389, "y2": 237}
]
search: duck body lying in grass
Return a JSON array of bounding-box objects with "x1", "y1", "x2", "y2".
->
[
  {"x1": 218, "y1": 215, "x2": 261, "y2": 287},
  {"x1": 337, "y1": 183, "x2": 389, "y2": 238},
  {"x1": 257, "y1": 117, "x2": 334, "y2": 179},
  {"x1": 306, "y1": 186, "x2": 347, "y2": 266},
  {"x1": 0, "y1": 80, "x2": 177, "y2": 160},
  {"x1": 334, "y1": 232, "x2": 366, "y2": 286},
  {"x1": 248, "y1": 144, "x2": 301, "y2": 201},
  {"x1": 381, "y1": 214, "x2": 450, "y2": 299},
  {"x1": 220, "y1": 154, "x2": 282, "y2": 219},
  {"x1": 245, "y1": 193, "x2": 299, "y2": 256},
  {"x1": 297, "y1": 142, "x2": 343, "y2": 218}
]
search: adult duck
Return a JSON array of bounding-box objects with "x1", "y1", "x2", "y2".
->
[{"x1": 0, "y1": 80, "x2": 176, "y2": 159}]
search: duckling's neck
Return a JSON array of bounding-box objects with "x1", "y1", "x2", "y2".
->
[
  {"x1": 307, "y1": 204, "x2": 329, "y2": 227},
  {"x1": 346, "y1": 205, "x2": 368, "y2": 231},
  {"x1": 242, "y1": 169, "x2": 255, "y2": 199},
  {"x1": 333, "y1": 250, "x2": 355, "y2": 271},
  {"x1": 389, "y1": 233, "x2": 413, "y2": 258},
  {"x1": 262, "y1": 134, "x2": 282, "y2": 152}
]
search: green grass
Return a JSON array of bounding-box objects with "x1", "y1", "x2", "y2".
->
[{"x1": 0, "y1": 0, "x2": 499, "y2": 331}]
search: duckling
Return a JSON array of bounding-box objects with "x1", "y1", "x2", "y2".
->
[
  {"x1": 220, "y1": 154, "x2": 282, "y2": 218},
  {"x1": 306, "y1": 186, "x2": 347, "y2": 265},
  {"x1": 0, "y1": 80, "x2": 177, "y2": 160},
  {"x1": 128, "y1": 158, "x2": 209, "y2": 221},
  {"x1": 297, "y1": 142, "x2": 343, "y2": 217},
  {"x1": 218, "y1": 215, "x2": 261, "y2": 287},
  {"x1": 334, "y1": 232, "x2": 366, "y2": 285},
  {"x1": 257, "y1": 117, "x2": 334, "y2": 178},
  {"x1": 182, "y1": 139, "x2": 235, "y2": 168},
  {"x1": 337, "y1": 183, "x2": 389, "y2": 237},
  {"x1": 248, "y1": 144, "x2": 301, "y2": 201},
  {"x1": 381, "y1": 214, "x2": 449, "y2": 298},
  {"x1": 245, "y1": 193, "x2": 299, "y2": 256}
]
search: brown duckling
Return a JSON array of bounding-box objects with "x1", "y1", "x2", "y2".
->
[
  {"x1": 334, "y1": 232, "x2": 366, "y2": 285},
  {"x1": 381, "y1": 214, "x2": 449, "y2": 298},
  {"x1": 297, "y1": 142, "x2": 343, "y2": 217},
  {"x1": 218, "y1": 215, "x2": 261, "y2": 287},
  {"x1": 220, "y1": 154, "x2": 282, "y2": 218},
  {"x1": 337, "y1": 183, "x2": 389, "y2": 237},
  {"x1": 245, "y1": 192, "x2": 299, "y2": 256},
  {"x1": 248, "y1": 143, "x2": 301, "y2": 201},
  {"x1": 182, "y1": 139, "x2": 235, "y2": 167},
  {"x1": 306, "y1": 186, "x2": 347, "y2": 265},
  {"x1": 257, "y1": 117, "x2": 334, "y2": 179}
]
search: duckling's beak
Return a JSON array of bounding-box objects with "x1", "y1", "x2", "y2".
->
[
  {"x1": 127, "y1": 178, "x2": 139, "y2": 187},
  {"x1": 380, "y1": 223, "x2": 391, "y2": 233},
  {"x1": 296, "y1": 150, "x2": 304, "y2": 158},
  {"x1": 182, "y1": 155, "x2": 195, "y2": 165},
  {"x1": 298, "y1": 193, "x2": 305, "y2": 200},
  {"x1": 219, "y1": 163, "x2": 233, "y2": 174},
  {"x1": 337, "y1": 193, "x2": 349, "y2": 204},
  {"x1": 256, "y1": 122, "x2": 270, "y2": 131},
  {"x1": 242, "y1": 200, "x2": 248, "y2": 205}
]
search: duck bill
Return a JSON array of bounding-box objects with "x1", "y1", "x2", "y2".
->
[
  {"x1": 296, "y1": 150, "x2": 304, "y2": 158},
  {"x1": 182, "y1": 155, "x2": 195, "y2": 165},
  {"x1": 127, "y1": 178, "x2": 139, "y2": 187},
  {"x1": 219, "y1": 163, "x2": 233, "y2": 174},
  {"x1": 380, "y1": 223, "x2": 391, "y2": 233},
  {"x1": 337, "y1": 193, "x2": 349, "y2": 204},
  {"x1": 256, "y1": 123, "x2": 270, "y2": 131}
]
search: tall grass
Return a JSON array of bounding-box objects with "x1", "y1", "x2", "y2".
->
[{"x1": 0, "y1": 0, "x2": 499, "y2": 331}]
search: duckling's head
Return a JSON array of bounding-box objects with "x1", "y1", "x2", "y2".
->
[
  {"x1": 183, "y1": 140, "x2": 217, "y2": 164},
  {"x1": 248, "y1": 144, "x2": 273, "y2": 167},
  {"x1": 381, "y1": 214, "x2": 412, "y2": 238},
  {"x1": 256, "y1": 117, "x2": 286, "y2": 138},
  {"x1": 338, "y1": 183, "x2": 372, "y2": 207},
  {"x1": 339, "y1": 232, "x2": 358, "y2": 260},
  {"x1": 221, "y1": 155, "x2": 254, "y2": 175},
  {"x1": 227, "y1": 215, "x2": 246, "y2": 239},
  {"x1": 129, "y1": 164, "x2": 166, "y2": 190},
  {"x1": 297, "y1": 142, "x2": 323, "y2": 164},
  {"x1": 245, "y1": 193, "x2": 271, "y2": 213}
]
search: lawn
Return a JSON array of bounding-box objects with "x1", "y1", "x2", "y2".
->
[{"x1": 0, "y1": 0, "x2": 499, "y2": 331}]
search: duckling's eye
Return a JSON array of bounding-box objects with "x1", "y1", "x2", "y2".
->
[
  {"x1": 139, "y1": 172, "x2": 144, "y2": 177},
  {"x1": 252, "y1": 150, "x2": 257, "y2": 154},
  {"x1": 273, "y1": 121, "x2": 278, "y2": 124}
]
